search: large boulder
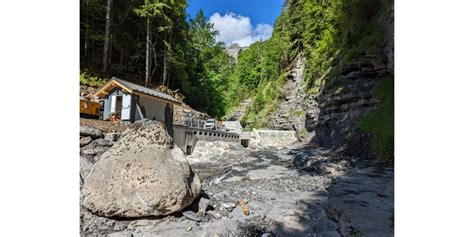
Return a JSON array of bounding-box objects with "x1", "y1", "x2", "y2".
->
[{"x1": 81, "y1": 120, "x2": 201, "y2": 218}]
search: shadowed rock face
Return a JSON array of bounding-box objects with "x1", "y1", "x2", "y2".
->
[{"x1": 81, "y1": 120, "x2": 201, "y2": 218}]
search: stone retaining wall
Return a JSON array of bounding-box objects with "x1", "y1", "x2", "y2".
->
[{"x1": 252, "y1": 129, "x2": 297, "y2": 148}]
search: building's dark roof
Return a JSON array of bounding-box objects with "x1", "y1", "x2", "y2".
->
[{"x1": 112, "y1": 77, "x2": 180, "y2": 103}]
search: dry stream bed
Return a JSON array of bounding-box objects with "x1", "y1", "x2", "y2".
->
[{"x1": 82, "y1": 140, "x2": 393, "y2": 237}]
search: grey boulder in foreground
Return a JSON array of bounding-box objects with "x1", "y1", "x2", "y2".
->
[{"x1": 81, "y1": 120, "x2": 201, "y2": 218}]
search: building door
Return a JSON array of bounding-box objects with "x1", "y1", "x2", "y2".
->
[
  {"x1": 110, "y1": 95, "x2": 123, "y2": 117},
  {"x1": 121, "y1": 94, "x2": 131, "y2": 120}
]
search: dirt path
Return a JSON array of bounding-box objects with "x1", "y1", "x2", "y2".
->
[{"x1": 80, "y1": 118, "x2": 128, "y2": 133}]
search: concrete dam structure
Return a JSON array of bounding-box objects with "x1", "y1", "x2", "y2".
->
[{"x1": 173, "y1": 125, "x2": 241, "y2": 155}]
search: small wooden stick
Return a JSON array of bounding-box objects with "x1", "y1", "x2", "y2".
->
[{"x1": 238, "y1": 197, "x2": 250, "y2": 216}]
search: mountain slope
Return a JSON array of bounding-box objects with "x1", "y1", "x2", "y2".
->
[{"x1": 226, "y1": 0, "x2": 394, "y2": 161}]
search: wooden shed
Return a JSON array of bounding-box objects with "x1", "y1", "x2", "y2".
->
[{"x1": 93, "y1": 77, "x2": 180, "y2": 135}]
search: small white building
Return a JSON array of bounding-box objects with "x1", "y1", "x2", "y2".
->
[{"x1": 93, "y1": 77, "x2": 180, "y2": 135}]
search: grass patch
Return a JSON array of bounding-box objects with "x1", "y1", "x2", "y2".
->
[
  {"x1": 298, "y1": 127, "x2": 308, "y2": 139},
  {"x1": 358, "y1": 77, "x2": 394, "y2": 162},
  {"x1": 295, "y1": 109, "x2": 305, "y2": 118},
  {"x1": 342, "y1": 22, "x2": 385, "y2": 64},
  {"x1": 334, "y1": 86, "x2": 344, "y2": 94}
]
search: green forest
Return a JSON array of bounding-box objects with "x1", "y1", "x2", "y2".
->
[
  {"x1": 81, "y1": 0, "x2": 234, "y2": 116},
  {"x1": 81, "y1": 0, "x2": 393, "y2": 160}
]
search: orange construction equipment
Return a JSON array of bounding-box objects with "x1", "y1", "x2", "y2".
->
[{"x1": 80, "y1": 96, "x2": 101, "y2": 119}]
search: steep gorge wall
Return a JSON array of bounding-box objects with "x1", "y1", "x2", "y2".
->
[
  {"x1": 267, "y1": 53, "x2": 307, "y2": 131},
  {"x1": 310, "y1": 1, "x2": 394, "y2": 157},
  {"x1": 263, "y1": 0, "x2": 394, "y2": 158},
  {"x1": 308, "y1": 57, "x2": 389, "y2": 156},
  {"x1": 228, "y1": 0, "x2": 394, "y2": 159}
]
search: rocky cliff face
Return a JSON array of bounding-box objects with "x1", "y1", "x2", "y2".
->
[
  {"x1": 226, "y1": 98, "x2": 252, "y2": 121},
  {"x1": 308, "y1": 2, "x2": 394, "y2": 157},
  {"x1": 267, "y1": 53, "x2": 307, "y2": 131},
  {"x1": 226, "y1": 43, "x2": 242, "y2": 60},
  {"x1": 226, "y1": 43, "x2": 248, "y2": 60},
  {"x1": 308, "y1": 57, "x2": 388, "y2": 156},
  {"x1": 263, "y1": 1, "x2": 394, "y2": 158}
]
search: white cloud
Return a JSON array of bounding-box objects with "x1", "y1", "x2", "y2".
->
[{"x1": 209, "y1": 12, "x2": 273, "y2": 47}]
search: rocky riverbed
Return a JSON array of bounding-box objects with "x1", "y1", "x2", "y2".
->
[{"x1": 81, "y1": 128, "x2": 393, "y2": 237}]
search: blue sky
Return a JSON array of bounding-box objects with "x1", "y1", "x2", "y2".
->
[{"x1": 186, "y1": 0, "x2": 285, "y2": 47}]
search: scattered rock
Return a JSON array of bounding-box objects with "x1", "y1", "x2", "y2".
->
[
  {"x1": 198, "y1": 196, "x2": 211, "y2": 215},
  {"x1": 182, "y1": 210, "x2": 201, "y2": 222},
  {"x1": 105, "y1": 133, "x2": 121, "y2": 142},
  {"x1": 208, "y1": 210, "x2": 222, "y2": 219},
  {"x1": 80, "y1": 156, "x2": 93, "y2": 188},
  {"x1": 80, "y1": 138, "x2": 114, "y2": 160},
  {"x1": 222, "y1": 203, "x2": 236, "y2": 210},
  {"x1": 80, "y1": 126, "x2": 103, "y2": 138},
  {"x1": 80, "y1": 122, "x2": 392, "y2": 237},
  {"x1": 80, "y1": 136, "x2": 92, "y2": 147}
]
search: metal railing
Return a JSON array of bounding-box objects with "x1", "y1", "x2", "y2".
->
[
  {"x1": 183, "y1": 116, "x2": 225, "y2": 131},
  {"x1": 183, "y1": 117, "x2": 205, "y2": 129}
]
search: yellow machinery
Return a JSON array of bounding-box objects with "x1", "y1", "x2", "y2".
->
[{"x1": 80, "y1": 96, "x2": 101, "y2": 119}]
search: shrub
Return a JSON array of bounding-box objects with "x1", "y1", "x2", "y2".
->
[
  {"x1": 358, "y1": 77, "x2": 394, "y2": 162},
  {"x1": 80, "y1": 71, "x2": 107, "y2": 88}
]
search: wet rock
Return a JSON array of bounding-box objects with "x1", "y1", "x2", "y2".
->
[{"x1": 81, "y1": 120, "x2": 201, "y2": 218}]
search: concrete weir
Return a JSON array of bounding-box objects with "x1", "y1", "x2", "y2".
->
[{"x1": 173, "y1": 125, "x2": 241, "y2": 155}]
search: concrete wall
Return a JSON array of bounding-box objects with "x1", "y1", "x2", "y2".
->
[
  {"x1": 222, "y1": 121, "x2": 242, "y2": 133},
  {"x1": 136, "y1": 94, "x2": 174, "y2": 136},
  {"x1": 252, "y1": 129, "x2": 297, "y2": 147},
  {"x1": 136, "y1": 95, "x2": 164, "y2": 121},
  {"x1": 173, "y1": 125, "x2": 240, "y2": 154}
]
